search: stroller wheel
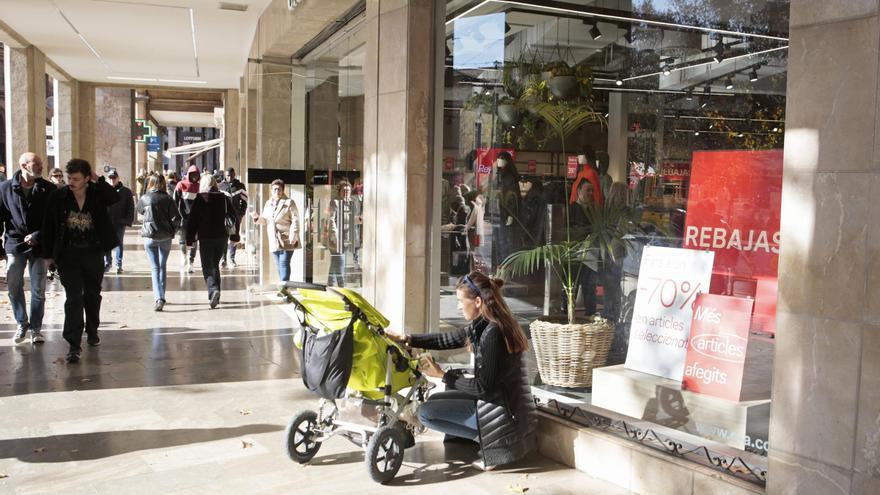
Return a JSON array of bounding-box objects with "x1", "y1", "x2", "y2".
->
[
  {"x1": 285, "y1": 410, "x2": 322, "y2": 463},
  {"x1": 365, "y1": 425, "x2": 404, "y2": 484}
]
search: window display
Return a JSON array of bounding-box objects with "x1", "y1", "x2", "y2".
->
[{"x1": 437, "y1": 0, "x2": 789, "y2": 459}]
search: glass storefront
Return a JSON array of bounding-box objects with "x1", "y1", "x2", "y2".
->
[{"x1": 439, "y1": 0, "x2": 788, "y2": 459}]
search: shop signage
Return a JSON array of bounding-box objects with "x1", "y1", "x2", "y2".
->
[
  {"x1": 682, "y1": 294, "x2": 753, "y2": 401},
  {"x1": 528, "y1": 160, "x2": 536, "y2": 173},
  {"x1": 660, "y1": 162, "x2": 690, "y2": 181},
  {"x1": 625, "y1": 246, "x2": 715, "y2": 380},
  {"x1": 566, "y1": 156, "x2": 578, "y2": 179},
  {"x1": 147, "y1": 136, "x2": 160, "y2": 152},
  {"x1": 683, "y1": 150, "x2": 783, "y2": 334},
  {"x1": 474, "y1": 147, "x2": 514, "y2": 187},
  {"x1": 134, "y1": 119, "x2": 152, "y2": 143},
  {"x1": 180, "y1": 131, "x2": 203, "y2": 143},
  {"x1": 444, "y1": 157, "x2": 454, "y2": 171}
]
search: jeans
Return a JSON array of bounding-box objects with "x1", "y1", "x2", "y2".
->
[
  {"x1": 221, "y1": 242, "x2": 237, "y2": 264},
  {"x1": 563, "y1": 265, "x2": 598, "y2": 316},
  {"x1": 418, "y1": 390, "x2": 479, "y2": 441},
  {"x1": 57, "y1": 251, "x2": 105, "y2": 351},
  {"x1": 6, "y1": 252, "x2": 48, "y2": 330},
  {"x1": 328, "y1": 253, "x2": 346, "y2": 287},
  {"x1": 198, "y1": 238, "x2": 227, "y2": 298},
  {"x1": 272, "y1": 250, "x2": 293, "y2": 281},
  {"x1": 104, "y1": 224, "x2": 127, "y2": 268},
  {"x1": 144, "y1": 238, "x2": 172, "y2": 301}
]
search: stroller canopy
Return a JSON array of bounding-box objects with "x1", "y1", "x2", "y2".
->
[{"x1": 296, "y1": 288, "x2": 390, "y2": 331}]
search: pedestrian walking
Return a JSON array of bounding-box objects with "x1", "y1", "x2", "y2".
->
[
  {"x1": 104, "y1": 168, "x2": 134, "y2": 273},
  {"x1": 49, "y1": 168, "x2": 65, "y2": 186},
  {"x1": 219, "y1": 168, "x2": 247, "y2": 268},
  {"x1": 42, "y1": 159, "x2": 121, "y2": 363},
  {"x1": 173, "y1": 165, "x2": 201, "y2": 273},
  {"x1": 0, "y1": 152, "x2": 57, "y2": 344},
  {"x1": 253, "y1": 179, "x2": 300, "y2": 281},
  {"x1": 136, "y1": 174, "x2": 181, "y2": 311},
  {"x1": 185, "y1": 175, "x2": 239, "y2": 309}
]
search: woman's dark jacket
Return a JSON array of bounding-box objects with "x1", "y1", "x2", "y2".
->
[
  {"x1": 185, "y1": 191, "x2": 239, "y2": 245},
  {"x1": 137, "y1": 189, "x2": 181, "y2": 241},
  {"x1": 410, "y1": 317, "x2": 537, "y2": 466},
  {"x1": 41, "y1": 179, "x2": 121, "y2": 260}
]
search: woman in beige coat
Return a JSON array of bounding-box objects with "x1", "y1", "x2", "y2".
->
[{"x1": 253, "y1": 179, "x2": 300, "y2": 281}]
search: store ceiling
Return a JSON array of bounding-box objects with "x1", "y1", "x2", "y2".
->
[{"x1": 0, "y1": 0, "x2": 272, "y2": 89}]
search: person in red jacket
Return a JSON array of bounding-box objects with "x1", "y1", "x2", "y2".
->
[
  {"x1": 173, "y1": 165, "x2": 201, "y2": 273},
  {"x1": 568, "y1": 154, "x2": 604, "y2": 206}
]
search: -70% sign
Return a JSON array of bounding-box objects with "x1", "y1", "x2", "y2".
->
[{"x1": 641, "y1": 277, "x2": 703, "y2": 310}]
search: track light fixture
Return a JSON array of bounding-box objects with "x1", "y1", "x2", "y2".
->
[
  {"x1": 749, "y1": 68, "x2": 759, "y2": 82},
  {"x1": 589, "y1": 20, "x2": 602, "y2": 40},
  {"x1": 712, "y1": 40, "x2": 725, "y2": 63},
  {"x1": 686, "y1": 89, "x2": 693, "y2": 100},
  {"x1": 694, "y1": 130, "x2": 700, "y2": 136},
  {"x1": 725, "y1": 76, "x2": 734, "y2": 90},
  {"x1": 615, "y1": 78, "x2": 624, "y2": 86},
  {"x1": 662, "y1": 65, "x2": 671, "y2": 76}
]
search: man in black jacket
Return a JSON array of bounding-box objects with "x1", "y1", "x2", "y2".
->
[
  {"x1": 219, "y1": 168, "x2": 246, "y2": 268},
  {"x1": 0, "y1": 152, "x2": 57, "y2": 345},
  {"x1": 103, "y1": 168, "x2": 134, "y2": 274},
  {"x1": 43, "y1": 159, "x2": 121, "y2": 363}
]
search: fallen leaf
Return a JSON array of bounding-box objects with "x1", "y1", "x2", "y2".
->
[
  {"x1": 239, "y1": 409, "x2": 252, "y2": 416},
  {"x1": 0, "y1": 473, "x2": 7, "y2": 479},
  {"x1": 241, "y1": 440, "x2": 253, "y2": 449},
  {"x1": 119, "y1": 325, "x2": 128, "y2": 329},
  {"x1": 506, "y1": 484, "x2": 528, "y2": 494},
  {"x1": 33, "y1": 447, "x2": 45, "y2": 453}
]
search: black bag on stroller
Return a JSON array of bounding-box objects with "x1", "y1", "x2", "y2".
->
[{"x1": 300, "y1": 324, "x2": 354, "y2": 399}]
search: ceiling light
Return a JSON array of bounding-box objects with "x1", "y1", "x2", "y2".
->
[
  {"x1": 218, "y1": 2, "x2": 249, "y2": 11},
  {"x1": 662, "y1": 65, "x2": 671, "y2": 76},
  {"x1": 604, "y1": 112, "x2": 609, "y2": 118},
  {"x1": 158, "y1": 79, "x2": 208, "y2": 84},
  {"x1": 589, "y1": 21, "x2": 602, "y2": 40},
  {"x1": 686, "y1": 89, "x2": 693, "y2": 100},
  {"x1": 725, "y1": 76, "x2": 734, "y2": 90},
  {"x1": 190, "y1": 8, "x2": 200, "y2": 78},
  {"x1": 749, "y1": 68, "x2": 759, "y2": 82},
  {"x1": 737, "y1": 132, "x2": 745, "y2": 137},
  {"x1": 615, "y1": 78, "x2": 623, "y2": 86},
  {"x1": 107, "y1": 76, "x2": 158, "y2": 82},
  {"x1": 709, "y1": 123, "x2": 714, "y2": 129},
  {"x1": 694, "y1": 131, "x2": 700, "y2": 136},
  {"x1": 772, "y1": 126, "x2": 778, "y2": 132}
]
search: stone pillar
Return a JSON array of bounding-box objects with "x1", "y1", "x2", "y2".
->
[
  {"x1": 224, "y1": 89, "x2": 240, "y2": 173},
  {"x1": 768, "y1": 4, "x2": 880, "y2": 494},
  {"x1": 135, "y1": 94, "x2": 147, "y2": 180},
  {"x1": 94, "y1": 87, "x2": 133, "y2": 185},
  {"x1": 606, "y1": 92, "x2": 629, "y2": 183},
  {"x1": 291, "y1": 65, "x2": 307, "y2": 170},
  {"x1": 77, "y1": 83, "x2": 96, "y2": 167},
  {"x1": 308, "y1": 76, "x2": 339, "y2": 169},
  {"x1": 56, "y1": 80, "x2": 78, "y2": 167},
  {"x1": 256, "y1": 63, "x2": 292, "y2": 168},
  {"x1": 362, "y1": 0, "x2": 438, "y2": 334},
  {"x1": 4, "y1": 44, "x2": 46, "y2": 166}
]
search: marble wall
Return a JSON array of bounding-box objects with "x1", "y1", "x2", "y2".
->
[
  {"x1": 3, "y1": 45, "x2": 46, "y2": 167},
  {"x1": 55, "y1": 80, "x2": 77, "y2": 167},
  {"x1": 769, "y1": 3, "x2": 880, "y2": 494},
  {"x1": 94, "y1": 87, "x2": 133, "y2": 185}
]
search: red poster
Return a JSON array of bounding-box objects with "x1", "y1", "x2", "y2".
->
[
  {"x1": 528, "y1": 159, "x2": 537, "y2": 173},
  {"x1": 682, "y1": 294, "x2": 753, "y2": 401},
  {"x1": 683, "y1": 150, "x2": 782, "y2": 334},
  {"x1": 566, "y1": 156, "x2": 578, "y2": 179},
  {"x1": 660, "y1": 161, "x2": 690, "y2": 181},
  {"x1": 474, "y1": 148, "x2": 515, "y2": 187}
]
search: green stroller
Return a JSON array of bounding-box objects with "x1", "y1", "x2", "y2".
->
[{"x1": 280, "y1": 282, "x2": 433, "y2": 484}]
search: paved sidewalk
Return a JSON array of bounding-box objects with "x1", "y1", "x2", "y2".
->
[{"x1": 0, "y1": 229, "x2": 628, "y2": 494}]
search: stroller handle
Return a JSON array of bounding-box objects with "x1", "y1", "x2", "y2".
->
[{"x1": 281, "y1": 281, "x2": 328, "y2": 291}]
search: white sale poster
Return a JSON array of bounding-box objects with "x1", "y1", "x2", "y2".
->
[{"x1": 624, "y1": 246, "x2": 715, "y2": 380}]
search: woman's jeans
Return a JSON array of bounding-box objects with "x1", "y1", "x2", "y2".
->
[
  {"x1": 418, "y1": 390, "x2": 479, "y2": 441},
  {"x1": 272, "y1": 250, "x2": 293, "y2": 281},
  {"x1": 143, "y1": 238, "x2": 172, "y2": 301},
  {"x1": 328, "y1": 253, "x2": 346, "y2": 287}
]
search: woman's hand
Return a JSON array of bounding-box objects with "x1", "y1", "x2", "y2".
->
[
  {"x1": 419, "y1": 355, "x2": 445, "y2": 378},
  {"x1": 384, "y1": 330, "x2": 408, "y2": 345}
]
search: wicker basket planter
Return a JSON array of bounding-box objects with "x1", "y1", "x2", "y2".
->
[{"x1": 530, "y1": 315, "x2": 615, "y2": 388}]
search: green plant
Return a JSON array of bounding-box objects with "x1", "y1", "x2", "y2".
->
[
  {"x1": 463, "y1": 90, "x2": 494, "y2": 113},
  {"x1": 544, "y1": 60, "x2": 573, "y2": 77}
]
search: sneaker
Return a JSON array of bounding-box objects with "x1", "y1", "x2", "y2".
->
[
  {"x1": 471, "y1": 459, "x2": 496, "y2": 472},
  {"x1": 155, "y1": 299, "x2": 165, "y2": 312},
  {"x1": 104, "y1": 264, "x2": 111, "y2": 273},
  {"x1": 87, "y1": 333, "x2": 101, "y2": 347},
  {"x1": 221, "y1": 261, "x2": 227, "y2": 269},
  {"x1": 210, "y1": 291, "x2": 220, "y2": 309},
  {"x1": 186, "y1": 260, "x2": 194, "y2": 274},
  {"x1": 231, "y1": 259, "x2": 237, "y2": 268},
  {"x1": 13, "y1": 325, "x2": 28, "y2": 344},
  {"x1": 66, "y1": 349, "x2": 81, "y2": 363},
  {"x1": 116, "y1": 267, "x2": 123, "y2": 274},
  {"x1": 31, "y1": 329, "x2": 45, "y2": 344}
]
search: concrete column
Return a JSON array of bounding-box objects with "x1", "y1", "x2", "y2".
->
[
  {"x1": 256, "y1": 63, "x2": 292, "y2": 168},
  {"x1": 224, "y1": 89, "x2": 240, "y2": 173},
  {"x1": 4, "y1": 45, "x2": 46, "y2": 166},
  {"x1": 94, "y1": 87, "x2": 133, "y2": 185},
  {"x1": 308, "y1": 76, "x2": 339, "y2": 169},
  {"x1": 606, "y1": 92, "x2": 629, "y2": 183},
  {"x1": 767, "y1": 4, "x2": 880, "y2": 494},
  {"x1": 362, "y1": 0, "x2": 438, "y2": 334},
  {"x1": 56, "y1": 79, "x2": 78, "y2": 166},
  {"x1": 76, "y1": 82, "x2": 96, "y2": 167},
  {"x1": 291, "y1": 65, "x2": 307, "y2": 170},
  {"x1": 135, "y1": 95, "x2": 147, "y2": 179}
]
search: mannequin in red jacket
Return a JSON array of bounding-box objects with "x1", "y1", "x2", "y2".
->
[{"x1": 568, "y1": 155, "x2": 604, "y2": 206}]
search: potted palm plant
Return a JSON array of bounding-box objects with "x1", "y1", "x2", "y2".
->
[{"x1": 499, "y1": 100, "x2": 642, "y2": 388}]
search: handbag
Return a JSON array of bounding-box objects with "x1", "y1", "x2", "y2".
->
[{"x1": 224, "y1": 200, "x2": 238, "y2": 236}]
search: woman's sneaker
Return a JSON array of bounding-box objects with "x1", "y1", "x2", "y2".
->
[
  {"x1": 31, "y1": 329, "x2": 45, "y2": 344},
  {"x1": 471, "y1": 459, "x2": 496, "y2": 471},
  {"x1": 13, "y1": 325, "x2": 28, "y2": 344},
  {"x1": 154, "y1": 299, "x2": 165, "y2": 311},
  {"x1": 210, "y1": 291, "x2": 220, "y2": 309}
]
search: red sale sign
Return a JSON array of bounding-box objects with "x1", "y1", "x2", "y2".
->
[
  {"x1": 683, "y1": 150, "x2": 782, "y2": 334},
  {"x1": 528, "y1": 159, "x2": 537, "y2": 173},
  {"x1": 660, "y1": 161, "x2": 690, "y2": 181},
  {"x1": 474, "y1": 148, "x2": 515, "y2": 187},
  {"x1": 682, "y1": 294, "x2": 754, "y2": 401},
  {"x1": 566, "y1": 156, "x2": 578, "y2": 179}
]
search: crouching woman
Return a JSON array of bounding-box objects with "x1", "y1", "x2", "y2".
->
[{"x1": 388, "y1": 271, "x2": 537, "y2": 471}]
